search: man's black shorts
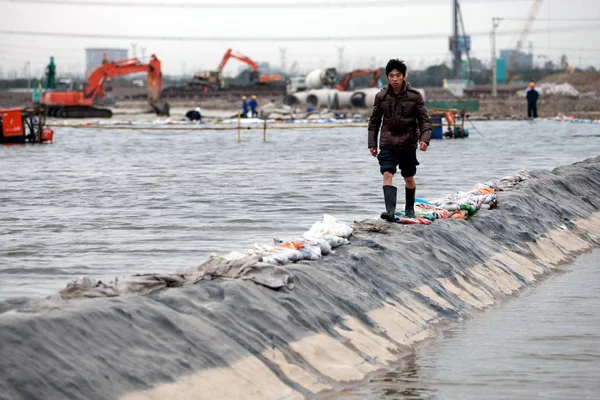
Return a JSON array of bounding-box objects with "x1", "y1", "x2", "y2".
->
[{"x1": 377, "y1": 147, "x2": 419, "y2": 177}]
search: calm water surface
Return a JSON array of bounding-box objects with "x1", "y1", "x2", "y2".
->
[
  {"x1": 334, "y1": 249, "x2": 600, "y2": 400},
  {"x1": 1, "y1": 120, "x2": 599, "y2": 299}
]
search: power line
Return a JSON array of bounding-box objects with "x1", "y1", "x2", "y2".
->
[
  {"x1": 0, "y1": 0, "x2": 532, "y2": 8},
  {"x1": 1, "y1": 25, "x2": 598, "y2": 42},
  {"x1": 0, "y1": 42, "x2": 84, "y2": 52},
  {"x1": 534, "y1": 47, "x2": 600, "y2": 52},
  {"x1": 0, "y1": 47, "x2": 84, "y2": 57},
  {"x1": 502, "y1": 18, "x2": 600, "y2": 22}
]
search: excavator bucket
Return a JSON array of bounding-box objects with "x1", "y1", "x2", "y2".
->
[
  {"x1": 150, "y1": 100, "x2": 170, "y2": 117},
  {"x1": 147, "y1": 55, "x2": 169, "y2": 116},
  {"x1": 147, "y1": 55, "x2": 163, "y2": 103}
]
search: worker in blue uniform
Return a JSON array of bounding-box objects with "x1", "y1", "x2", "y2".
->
[
  {"x1": 249, "y1": 95, "x2": 258, "y2": 118},
  {"x1": 242, "y1": 96, "x2": 249, "y2": 118}
]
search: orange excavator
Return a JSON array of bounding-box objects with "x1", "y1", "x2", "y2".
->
[
  {"x1": 42, "y1": 54, "x2": 169, "y2": 118},
  {"x1": 194, "y1": 48, "x2": 282, "y2": 89},
  {"x1": 335, "y1": 69, "x2": 383, "y2": 91}
]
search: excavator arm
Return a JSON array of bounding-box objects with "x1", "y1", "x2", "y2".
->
[
  {"x1": 195, "y1": 48, "x2": 281, "y2": 87},
  {"x1": 218, "y1": 48, "x2": 258, "y2": 72},
  {"x1": 369, "y1": 69, "x2": 383, "y2": 88},
  {"x1": 83, "y1": 55, "x2": 163, "y2": 103},
  {"x1": 335, "y1": 69, "x2": 383, "y2": 91}
]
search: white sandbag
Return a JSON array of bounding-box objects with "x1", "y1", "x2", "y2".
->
[
  {"x1": 299, "y1": 245, "x2": 322, "y2": 261},
  {"x1": 323, "y1": 234, "x2": 349, "y2": 248},
  {"x1": 273, "y1": 237, "x2": 332, "y2": 256},
  {"x1": 304, "y1": 214, "x2": 353, "y2": 239},
  {"x1": 312, "y1": 238, "x2": 332, "y2": 255},
  {"x1": 262, "y1": 249, "x2": 305, "y2": 265}
]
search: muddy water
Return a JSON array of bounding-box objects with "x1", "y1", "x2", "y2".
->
[
  {"x1": 334, "y1": 249, "x2": 600, "y2": 400},
  {"x1": 1, "y1": 120, "x2": 599, "y2": 300}
]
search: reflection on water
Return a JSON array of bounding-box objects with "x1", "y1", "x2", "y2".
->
[{"x1": 331, "y1": 250, "x2": 600, "y2": 400}]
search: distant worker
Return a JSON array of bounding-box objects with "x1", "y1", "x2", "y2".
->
[
  {"x1": 249, "y1": 95, "x2": 258, "y2": 118},
  {"x1": 527, "y1": 82, "x2": 539, "y2": 119},
  {"x1": 45, "y1": 56, "x2": 56, "y2": 90},
  {"x1": 242, "y1": 95, "x2": 249, "y2": 118},
  {"x1": 368, "y1": 59, "x2": 432, "y2": 221},
  {"x1": 185, "y1": 107, "x2": 202, "y2": 122}
]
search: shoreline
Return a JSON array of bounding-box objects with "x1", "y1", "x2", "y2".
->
[
  {"x1": 1, "y1": 157, "x2": 599, "y2": 400},
  {"x1": 2, "y1": 91, "x2": 599, "y2": 122}
]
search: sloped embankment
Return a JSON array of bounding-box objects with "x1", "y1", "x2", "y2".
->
[{"x1": 0, "y1": 157, "x2": 599, "y2": 400}]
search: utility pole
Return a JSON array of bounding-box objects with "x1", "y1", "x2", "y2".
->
[
  {"x1": 453, "y1": 0, "x2": 461, "y2": 79},
  {"x1": 279, "y1": 47, "x2": 287, "y2": 73},
  {"x1": 24, "y1": 61, "x2": 31, "y2": 89},
  {"x1": 491, "y1": 17, "x2": 502, "y2": 98}
]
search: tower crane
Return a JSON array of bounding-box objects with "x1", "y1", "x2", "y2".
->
[{"x1": 507, "y1": 0, "x2": 544, "y2": 79}]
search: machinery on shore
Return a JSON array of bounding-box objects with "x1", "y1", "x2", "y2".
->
[
  {"x1": 1, "y1": 106, "x2": 54, "y2": 144},
  {"x1": 41, "y1": 54, "x2": 169, "y2": 118},
  {"x1": 305, "y1": 68, "x2": 338, "y2": 90},
  {"x1": 193, "y1": 48, "x2": 284, "y2": 89},
  {"x1": 335, "y1": 69, "x2": 383, "y2": 91}
]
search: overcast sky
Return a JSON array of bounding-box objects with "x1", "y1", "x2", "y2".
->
[{"x1": 0, "y1": 0, "x2": 599, "y2": 78}]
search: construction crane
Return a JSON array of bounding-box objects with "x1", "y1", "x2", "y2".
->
[
  {"x1": 456, "y1": 1, "x2": 473, "y2": 80},
  {"x1": 42, "y1": 55, "x2": 168, "y2": 118},
  {"x1": 507, "y1": 0, "x2": 544, "y2": 79},
  {"x1": 334, "y1": 69, "x2": 383, "y2": 91},
  {"x1": 194, "y1": 48, "x2": 283, "y2": 89}
]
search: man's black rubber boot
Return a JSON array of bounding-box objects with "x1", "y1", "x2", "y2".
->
[
  {"x1": 405, "y1": 187, "x2": 416, "y2": 218},
  {"x1": 380, "y1": 185, "x2": 397, "y2": 221}
]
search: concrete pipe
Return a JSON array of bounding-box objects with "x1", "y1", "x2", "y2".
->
[
  {"x1": 350, "y1": 88, "x2": 381, "y2": 108},
  {"x1": 335, "y1": 91, "x2": 354, "y2": 109},
  {"x1": 306, "y1": 88, "x2": 338, "y2": 108},
  {"x1": 283, "y1": 91, "x2": 309, "y2": 106},
  {"x1": 349, "y1": 87, "x2": 426, "y2": 108}
]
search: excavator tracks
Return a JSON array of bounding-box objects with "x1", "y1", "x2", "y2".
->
[{"x1": 45, "y1": 106, "x2": 113, "y2": 119}]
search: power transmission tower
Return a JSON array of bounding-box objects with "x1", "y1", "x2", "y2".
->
[
  {"x1": 337, "y1": 46, "x2": 344, "y2": 72},
  {"x1": 491, "y1": 17, "x2": 503, "y2": 97}
]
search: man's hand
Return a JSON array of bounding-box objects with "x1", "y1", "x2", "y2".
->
[
  {"x1": 419, "y1": 141, "x2": 428, "y2": 152},
  {"x1": 369, "y1": 147, "x2": 378, "y2": 157}
]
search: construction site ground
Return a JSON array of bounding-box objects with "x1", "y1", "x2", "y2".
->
[{"x1": 1, "y1": 72, "x2": 598, "y2": 121}]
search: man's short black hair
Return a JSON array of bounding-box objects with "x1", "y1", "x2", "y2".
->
[{"x1": 386, "y1": 59, "x2": 407, "y2": 76}]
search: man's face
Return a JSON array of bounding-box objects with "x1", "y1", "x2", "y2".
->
[{"x1": 388, "y1": 69, "x2": 404, "y2": 89}]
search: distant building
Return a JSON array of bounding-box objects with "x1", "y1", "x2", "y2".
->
[
  {"x1": 499, "y1": 49, "x2": 533, "y2": 71},
  {"x1": 85, "y1": 48, "x2": 128, "y2": 77}
]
